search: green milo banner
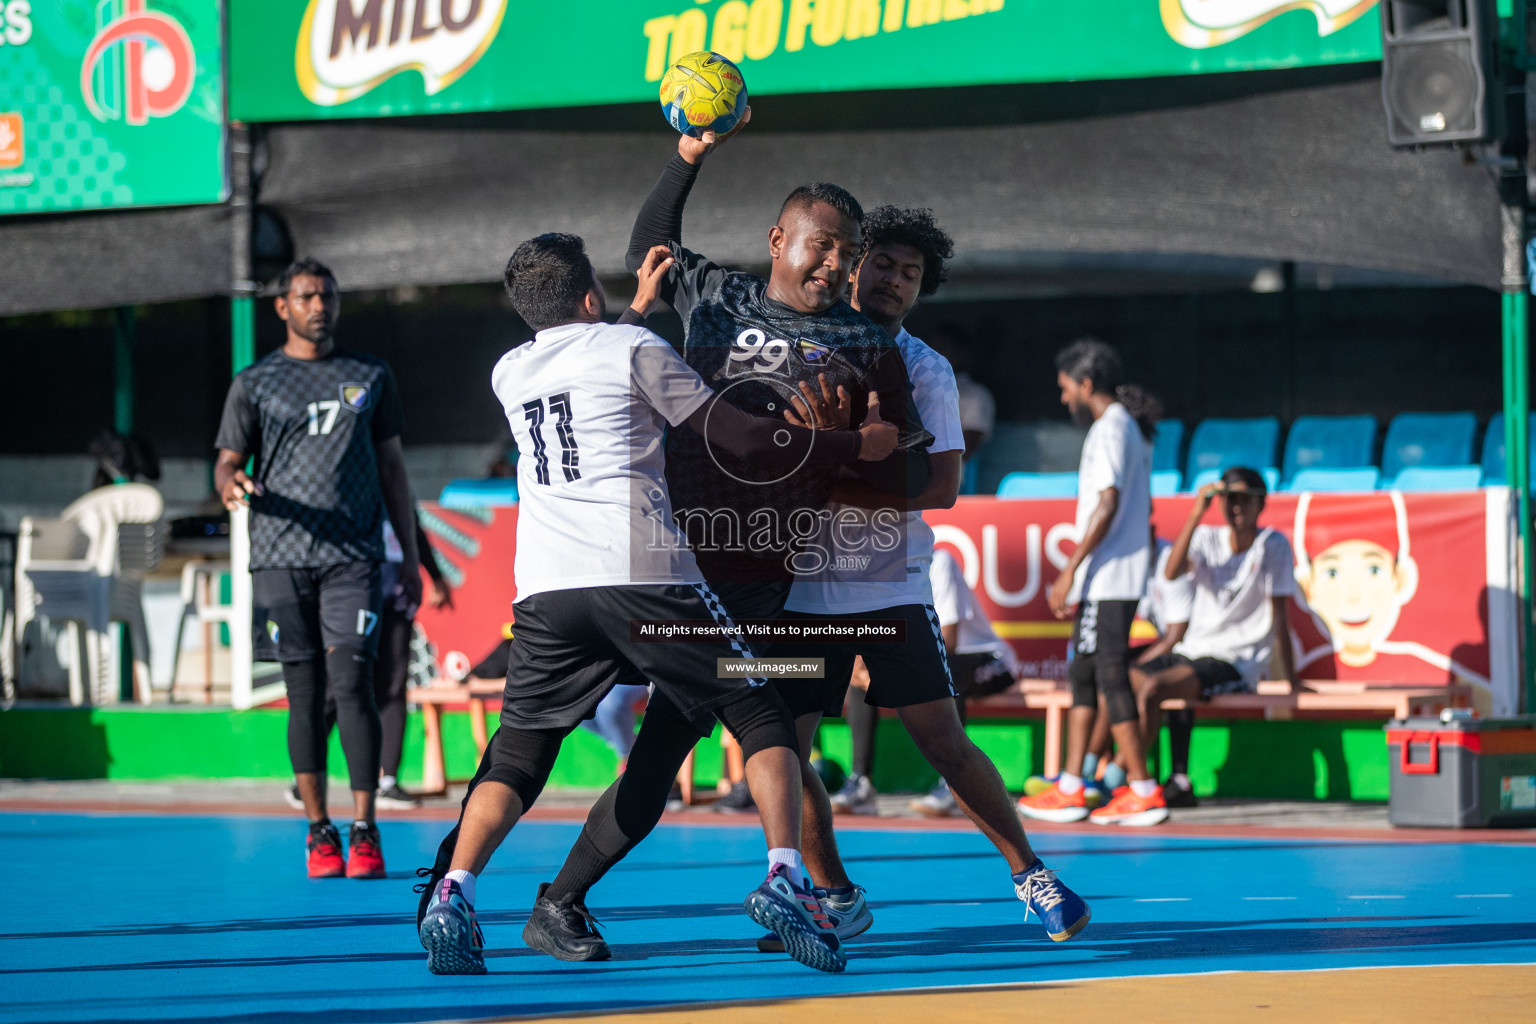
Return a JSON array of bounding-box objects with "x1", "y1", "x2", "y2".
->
[
  {"x1": 0, "y1": 0, "x2": 225, "y2": 216},
  {"x1": 229, "y1": 0, "x2": 1386, "y2": 123}
]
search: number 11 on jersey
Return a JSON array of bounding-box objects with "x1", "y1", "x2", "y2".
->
[{"x1": 522, "y1": 392, "x2": 580, "y2": 485}]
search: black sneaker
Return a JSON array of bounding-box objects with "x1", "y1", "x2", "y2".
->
[
  {"x1": 522, "y1": 882, "x2": 611, "y2": 961},
  {"x1": 1161, "y1": 778, "x2": 1199, "y2": 809},
  {"x1": 713, "y1": 780, "x2": 755, "y2": 813},
  {"x1": 377, "y1": 783, "x2": 421, "y2": 810}
]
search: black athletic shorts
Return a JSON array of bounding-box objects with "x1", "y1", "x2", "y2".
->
[
  {"x1": 498, "y1": 582, "x2": 769, "y2": 732},
  {"x1": 252, "y1": 562, "x2": 383, "y2": 663},
  {"x1": 1137, "y1": 651, "x2": 1249, "y2": 698},
  {"x1": 774, "y1": 604, "x2": 958, "y2": 718},
  {"x1": 1068, "y1": 598, "x2": 1138, "y2": 708},
  {"x1": 640, "y1": 577, "x2": 792, "y2": 736}
]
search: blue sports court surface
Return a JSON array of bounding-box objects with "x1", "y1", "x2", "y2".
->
[{"x1": 2, "y1": 811, "x2": 1532, "y2": 1023}]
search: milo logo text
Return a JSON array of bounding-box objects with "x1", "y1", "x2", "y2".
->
[{"x1": 296, "y1": 0, "x2": 508, "y2": 106}]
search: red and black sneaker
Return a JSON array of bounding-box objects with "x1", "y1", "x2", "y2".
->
[
  {"x1": 346, "y1": 821, "x2": 386, "y2": 879},
  {"x1": 306, "y1": 821, "x2": 346, "y2": 878}
]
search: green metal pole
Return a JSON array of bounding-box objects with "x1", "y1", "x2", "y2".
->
[
  {"x1": 1497, "y1": 23, "x2": 1534, "y2": 711},
  {"x1": 1510, "y1": 291, "x2": 1536, "y2": 714},
  {"x1": 113, "y1": 305, "x2": 136, "y2": 701},
  {"x1": 112, "y1": 306, "x2": 135, "y2": 442},
  {"x1": 231, "y1": 295, "x2": 255, "y2": 374}
]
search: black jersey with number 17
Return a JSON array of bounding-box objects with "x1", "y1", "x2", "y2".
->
[
  {"x1": 215, "y1": 348, "x2": 404, "y2": 570},
  {"x1": 662, "y1": 244, "x2": 930, "y2": 583}
]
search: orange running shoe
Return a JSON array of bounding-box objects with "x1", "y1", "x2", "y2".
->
[
  {"x1": 1089, "y1": 786, "x2": 1170, "y2": 827},
  {"x1": 1017, "y1": 782, "x2": 1089, "y2": 823}
]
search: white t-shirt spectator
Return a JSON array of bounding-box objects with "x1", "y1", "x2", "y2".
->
[
  {"x1": 1071, "y1": 402, "x2": 1151, "y2": 603},
  {"x1": 1139, "y1": 538, "x2": 1195, "y2": 635},
  {"x1": 930, "y1": 550, "x2": 1018, "y2": 671},
  {"x1": 1174, "y1": 525, "x2": 1296, "y2": 685}
]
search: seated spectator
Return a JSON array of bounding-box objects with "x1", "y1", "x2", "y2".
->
[
  {"x1": 830, "y1": 549, "x2": 1018, "y2": 817},
  {"x1": 1133, "y1": 467, "x2": 1298, "y2": 806}
]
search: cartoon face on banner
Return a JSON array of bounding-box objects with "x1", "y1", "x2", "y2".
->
[
  {"x1": 1279, "y1": 491, "x2": 1502, "y2": 711},
  {"x1": 1293, "y1": 491, "x2": 1419, "y2": 668}
]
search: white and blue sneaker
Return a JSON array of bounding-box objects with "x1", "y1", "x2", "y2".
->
[
  {"x1": 756, "y1": 883, "x2": 873, "y2": 953},
  {"x1": 419, "y1": 877, "x2": 487, "y2": 975},
  {"x1": 744, "y1": 865, "x2": 847, "y2": 972},
  {"x1": 1014, "y1": 860, "x2": 1091, "y2": 942}
]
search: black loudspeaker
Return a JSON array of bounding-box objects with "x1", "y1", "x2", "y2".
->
[{"x1": 1380, "y1": 0, "x2": 1501, "y2": 147}]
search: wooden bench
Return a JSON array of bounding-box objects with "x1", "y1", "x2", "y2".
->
[
  {"x1": 971, "y1": 678, "x2": 1474, "y2": 778},
  {"x1": 408, "y1": 680, "x2": 506, "y2": 795}
]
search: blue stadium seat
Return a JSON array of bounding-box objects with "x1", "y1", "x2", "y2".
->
[
  {"x1": 1281, "y1": 415, "x2": 1377, "y2": 483},
  {"x1": 1481, "y1": 413, "x2": 1536, "y2": 485},
  {"x1": 997, "y1": 472, "x2": 1078, "y2": 499},
  {"x1": 1150, "y1": 470, "x2": 1182, "y2": 496},
  {"x1": 1380, "y1": 412, "x2": 1477, "y2": 480},
  {"x1": 1185, "y1": 417, "x2": 1280, "y2": 483},
  {"x1": 1389, "y1": 466, "x2": 1483, "y2": 492},
  {"x1": 439, "y1": 478, "x2": 519, "y2": 507},
  {"x1": 1284, "y1": 467, "x2": 1380, "y2": 493},
  {"x1": 1190, "y1": 467, "x2": 1280, "y2": 493},
  {"x1": 1151, "y1": 420, "x2": 1184, "y2": 474}
]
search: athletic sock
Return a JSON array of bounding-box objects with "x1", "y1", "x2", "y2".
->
[
  {"x1": 1171, "y1": 772, "x2": 1192, "y2": 790},
  {"x1": 308, "y1": 818, "x2": 333, "y2": 834},
  {"x1": 1081, "y1": 753, "x2": 1099, "y2": 781},
  {"x1": 1056, "y1": 772, "x2": 1084, "y2": 795},
  {"x1": 352, "y1": 819, "x2": 371, "y2": 831},
  {"x1": 446, "y1": 869, "x2": 477, "y2": 905},
  {"x1": 767, "y1": 848, "x2": 809, "y2": 888},
  {"x1": 1129, "y1": 778, "x2": 1159, "y2": 799},
  {"x1": 379, "y1": 775, "x2": 398, "y2": 791},
  {"x1": 546, "y1": 830, "x2": 606, "y2": 903},
  {"x1": 1102, "y1": 762, "x2": 1128, "y2": 792}
]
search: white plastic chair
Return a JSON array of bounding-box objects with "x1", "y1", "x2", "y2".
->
[
  {"x1": 14, "y1": 483, "x2": 164, "y2": 705},
  {"x1": 169, "y1": 557, "x2": 234, "y2": 700}
]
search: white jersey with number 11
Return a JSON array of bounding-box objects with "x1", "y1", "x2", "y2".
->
[{"x1": 491, "y1": 322, "x2": 713, "y2": 602}]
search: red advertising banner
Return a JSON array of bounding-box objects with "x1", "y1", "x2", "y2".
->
[{"x1": 415, "y1": 489, "x2": 1518, "y2": 714}]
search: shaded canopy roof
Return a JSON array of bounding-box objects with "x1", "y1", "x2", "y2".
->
[{"x1": 0, "y1": 68, "x2": 1505, "y2": 316}]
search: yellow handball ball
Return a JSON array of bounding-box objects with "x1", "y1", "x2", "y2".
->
[{"x1": 659, "y1": 51, "x2": 748, "y2": 138}]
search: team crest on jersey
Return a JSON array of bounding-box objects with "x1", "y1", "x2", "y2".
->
[
  {"x1": 266, "y1": 621, "x2": 280, "y2": 643},
  {"x1": 340, "y1": 383, "x2": 371, "y2": 411},
  {"x1": 797, "y1": 339, "x2": 831, "y2": 364}
]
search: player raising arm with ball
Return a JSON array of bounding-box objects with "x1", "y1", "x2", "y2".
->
[{"x1": 415, "y1": 233, "x2": 896, "y2": 976}]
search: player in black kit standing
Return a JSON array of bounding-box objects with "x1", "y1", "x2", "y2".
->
[{"x1": 215, "y1": 258, "x2": 421, "y2": 880}]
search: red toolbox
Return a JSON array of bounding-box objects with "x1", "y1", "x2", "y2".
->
[{"x1": 1385, "y1": 715, "x2": 1536, "y2": 828}]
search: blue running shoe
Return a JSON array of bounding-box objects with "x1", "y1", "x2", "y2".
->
[
  {"x1": 1014, "y1": 860, "x2": 1091, "y2": 942},
  {"x1": 744, "y1": 865, "x2": 847, "y2": 972},
  {"x1": 419, "y1": 877, "x2": 487, "y2": 975}
]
